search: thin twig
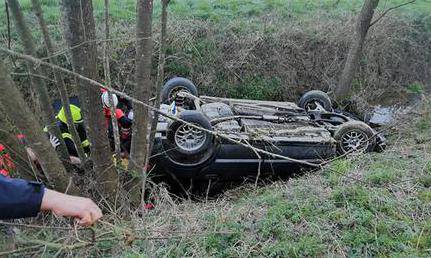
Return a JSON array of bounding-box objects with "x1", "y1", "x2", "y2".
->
[
  {"x1": 103, "y1": 0, "x2": 122, "y2": 157},
  {"x1": 0, "y1": 245, "x2": 43, "y2": 256},
  {"x1": 11, "y1": 72, "x2": 57, "y2": 83},
  {"x1": 244, "y1": 139, "x2": 262, "y2": 188},
  {"x1": 4, "y1": 0, "x2": 11, "y2": 49},
  {"x1": 369, "y1": 0, "x2": 416, "y2": 27}
]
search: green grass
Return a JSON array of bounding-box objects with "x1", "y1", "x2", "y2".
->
[
  {"x1": 1, "y1": 0, "x2": 430, "y2": 102},
  {"x1": 1, "y1": 0, "x2": 429, "y2": 29}
]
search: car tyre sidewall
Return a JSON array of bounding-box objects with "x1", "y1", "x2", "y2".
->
[
  {"x1": 333, "y1": 121, "x2": 376, "y2": 155},
  {"x1": 161, "y1": 77, "x2": 198, "y2": 105},
  {"x1": 299, "y1": 90, "x2": 332, "y2": 111}
]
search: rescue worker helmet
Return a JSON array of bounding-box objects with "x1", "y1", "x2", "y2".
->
[{"x1": 101, "y1": 91, "x2": 118, "y2": 108}]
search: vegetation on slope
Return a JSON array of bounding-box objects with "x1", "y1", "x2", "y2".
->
[
  {"x1": 1, "y1": 98, "x2": 430, "y2": 257},
  {"x1": 1, "y1": 0, "x2": 430, "y2": 106}
]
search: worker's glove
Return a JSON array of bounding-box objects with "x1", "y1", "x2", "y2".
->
[
  {"x1": 127, "y1": 110, "x2": 134, "y2": 120},
  {"x1": 49, "y1": 135, "x2": 61, "y2": 149}
]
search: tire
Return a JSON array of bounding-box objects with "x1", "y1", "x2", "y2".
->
[
  {"x1": 298, "y1": 90, "x2": 332, "y2": 112},
  {"x1": 333, "y1": 121, "x2": 376, "y2": 155},
  {"x1": 161, "y1": 77, "x2": 198, "y2": 106},
  {"x1": 167, "y1": 111, "x2": 213, "y2": 156}
]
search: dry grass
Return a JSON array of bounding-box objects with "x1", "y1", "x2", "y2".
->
[
  {"x1": 1, "y1": 98, "x2": 430, "y2": 257},
  {"x1": 101, "y1": 13, "x2": 431, "y2": 112}
]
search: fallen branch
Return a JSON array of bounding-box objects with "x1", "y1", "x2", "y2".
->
[
  {"x1": 0, "y1": 245, "x2": 43, "y2": 256},
  {"x1": 0, "y1": 221, "x2": 74, "y2": 230}
]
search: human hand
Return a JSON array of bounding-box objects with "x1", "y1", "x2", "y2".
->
[
  {"x1": 41, "y1": 189, "x2": 102, "y2": 226},
  {"x1": 49, "y1": 135, "x2": 61, "y2": 149},
  {"x1": 69, "y1": 156, "x2": 82, "y2": 165},
  {"x1": 127, "y1": 110, "x2": 134, "y2": 120}
]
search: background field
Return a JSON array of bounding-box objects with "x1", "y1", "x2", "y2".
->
[{"x1": 1, "y1": 0, "x2": 430, "y2": 106}]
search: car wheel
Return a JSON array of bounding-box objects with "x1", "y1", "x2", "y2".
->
[
  {"x1": 161, "y1": 77, "x2": 198, "y2": 108},
  {"x1": 298, "y1": 90, "x2": 332, "y2": 112},
  {"x1": 333, "y1": 121, "x2": 376, "y2": 155},
  {"x1": 164, "y1": 111, "x2": 216, "y2": 166},
  {"x1": 164, "y1": 111, "x2": 216, "y2": 167}
]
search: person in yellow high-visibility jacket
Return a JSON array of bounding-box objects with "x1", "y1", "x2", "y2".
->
[{"x1": 47, "y1": 104, "x2": 90, "y2": 158}]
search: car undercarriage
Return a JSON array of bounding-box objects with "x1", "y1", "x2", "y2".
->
[{"x1": 149, "y1": 77, "x2": 386, "y2": 180}]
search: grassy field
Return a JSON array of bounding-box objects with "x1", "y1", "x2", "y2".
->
[
  {"x1": 1, "y1": 0, "x2": 430, "y2": 103},
  {"x1": 1, "y1": 0, "x2": 430, "y2": 27},
  {"x1": 1, "y1": 0, "x2": 430, "y2": 102}
]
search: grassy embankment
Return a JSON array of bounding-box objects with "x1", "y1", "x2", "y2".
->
[
  {"x1": 1, "y1": 0, "x2": 430, "y2": 103},
  {"x1": 1, "y1": 98, "x2": 430, "y2": 256}
]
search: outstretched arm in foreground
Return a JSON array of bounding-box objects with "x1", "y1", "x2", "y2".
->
[{"x1": 0, "y1": 176, "x2": 102, "y2": 226}]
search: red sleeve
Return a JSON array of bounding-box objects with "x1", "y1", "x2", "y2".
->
[
  {"x1": 115, "y1": 109, "x2": 125, "y2": 119},
  {"x1": 103, "y1": 107, "x2": 111, "y2": 118}
]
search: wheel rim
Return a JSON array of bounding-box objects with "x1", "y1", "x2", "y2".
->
[
  {"x1": 168, "y1": 86, "x2": 189, "y2": 107},
  {"x1": 174, "y1": 123, "x2": 207, "y2": 152},
  {"x1": 340, "y1": 130, "x2": 369, "y2": 153},
  {"x1": 305, "y1": 100, "x2": 326, "y2": 111}
]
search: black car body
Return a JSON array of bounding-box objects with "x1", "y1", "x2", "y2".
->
[{"x1": 149, "y1": 78, "x2": 385, "y2": 180}]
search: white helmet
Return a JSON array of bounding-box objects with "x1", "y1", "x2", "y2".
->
[{"x1": 101, "y1": 91, "x2": 118, "y2": 108}]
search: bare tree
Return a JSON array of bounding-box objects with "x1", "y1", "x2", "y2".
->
[
  {"x1": 0, "y1": 61, "x2": 78, "y2": 193},
  {"x1": 7, "y1": 0, "x2": 72, "y2": 170},
  {"x1": 335, "y1": 0, "x2": 379, "y2": 101},
  {"x1": 30, "y1": 0, "x2": 88, "y2": 167},
  {"x1": 148, "y1": 0, "x2": 170, "y2": 160},
  {"x1": 61, "y1": 0, "x2": 119, "y2": 197},
  {"x1": 128, "y1": 0, "x2": 154, "y2": 200},
  {"x1": 103, "y1": 0, "x2": 122, "y2": 157}
]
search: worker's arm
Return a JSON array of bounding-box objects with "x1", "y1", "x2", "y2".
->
[
  {"x1": 0, "y1": 175, "x2": 45, "y2": 219},
  {"x1": 41, "y1": 189, "x2": 102, "y2": 226},
  {"x1": 0, "y1": 176, "x2": 102, "y2": 226},
  {"x1": 115, "y1": 109, "x2": 133, "y2": 128}
]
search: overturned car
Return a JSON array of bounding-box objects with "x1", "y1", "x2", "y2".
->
[{"x1": 149, "y1": 77, "x2": 386, "y2": 180}]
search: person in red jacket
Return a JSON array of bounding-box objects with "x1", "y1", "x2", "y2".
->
[
  {"x1": 100, "y1": 90, "x2": 133, "y2": 128},
  {"x1": 101, "y1": 90, "x2": 133, "y2": 153}
]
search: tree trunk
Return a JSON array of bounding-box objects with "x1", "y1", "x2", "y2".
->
[
  {"x1": 61, "y1": 0, "x2": 119, "y2": 198},
  {"x1": 0, "y1": 61, "x2": 78, "y2": 193},
  {"x1": 126, "y1": 0, "x2": 154, "y2": 206},
  {"x1": 7, "y1": 0, "x2": 73, "y2": 170},
  {"x1": 128, "y1": 0, "x2": 154, "y2": 195},
  {"x1": 103, "y1": 0, "x2": 122, "y2": 157},
  {"x1": 335, "y1": 0, "x2": 379, "y2": 101},
  {"x1": 30, "y1": 0, "x2": 88, "y2": 167},
  {"x1": 148, "y1": 0, "x2": 170, "y2": 160}
]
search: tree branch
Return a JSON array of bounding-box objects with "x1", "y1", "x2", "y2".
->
[
  {"x1": 369, "y1": 0, "x2": 416, "y2": 27},
  {"x1": 4, "y1": 0, "x2": 11, "y2": 49}
]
